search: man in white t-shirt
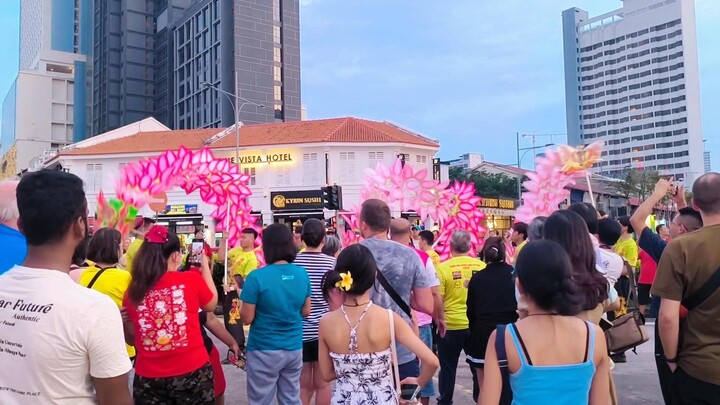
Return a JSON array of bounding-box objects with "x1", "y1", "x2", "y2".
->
[
  {"x1": 597, "y1": 218, "x2": 626, "y2": 285},
  {"x1": 0, "y1": 170, "x2": 132, "y2": 405}
]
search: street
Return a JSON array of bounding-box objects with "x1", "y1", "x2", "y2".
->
[{"x1": 212, "y1": 321, "x2": 663, "y2": 404}]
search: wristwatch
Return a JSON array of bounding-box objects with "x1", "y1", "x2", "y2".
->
[{"x1": 666, "y1": 356, "x2": 678, "y2": 363}]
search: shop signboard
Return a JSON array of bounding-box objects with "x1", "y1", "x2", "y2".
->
[
  {"x1": 478, "y1": 198, "x2": 519, "y2": 210},
  {"x1": 271, "y1": 190, "x2": 324, "y2": 211},
  {"x1": 162, "y1": 204, "x2": 199, "y2": 215}
]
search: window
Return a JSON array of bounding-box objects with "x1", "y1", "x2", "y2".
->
[
  {"x1": 85, "y1": 164, "x2": 102, "y2": 191},
  {"x1": 243, "y1": 167, "x2": 256, "y2": 186},
  {"x1": 303, "y1": 153, "x2": 318, "y2": 185},
  {"x1": 339, "y1": 152, "x2": 355, "y2": 183},
  {"x1": 368, "y1": 151, "x2": 384, "y2": 168},
  {"x1": 275, "y1": 165, "x2": 291, "y2": 186}
]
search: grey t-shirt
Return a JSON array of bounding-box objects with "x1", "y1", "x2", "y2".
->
[{"x1": 361, "y1": 238, "x2": 436, "y2": 364}]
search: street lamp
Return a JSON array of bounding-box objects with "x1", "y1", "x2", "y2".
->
[
  {"x1": 200, "y1": 79, "x2": 266, "y2": 290},
  {"x1": 200, "y1": 80, "x2": 267, "y2": 165}
]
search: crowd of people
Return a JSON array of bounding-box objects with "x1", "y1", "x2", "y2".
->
[{"x1": 1, "y1": 168, "x2": 719, "y2": 405}]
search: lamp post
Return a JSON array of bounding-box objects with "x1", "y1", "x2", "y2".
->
[
  {"x1": 201, "y1": 77, "x2": 266, "y2": 288},
  {"x1": 515, "y1": 131, "x2": 555, "y2": 199},
  {"x1": 201, "y1": 76, "x2": 266, "y2": 165}
]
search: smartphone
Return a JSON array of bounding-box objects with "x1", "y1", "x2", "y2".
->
[
  {"x1": 190, "y1": 239, "x2": 204, "y2": 265},
  {"x1": 400, "y1": 384, "x2": 420, "y2": 401},
  {"x1": 227, "y1": 349, "x2": 246, "y2": 370},
  {"x1": 599, "y1": 317, "x2": 614, "y2": 332}
]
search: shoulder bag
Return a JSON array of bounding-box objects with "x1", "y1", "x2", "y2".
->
[
  {"x1": 85, "y1": 265, "x2": 115, "y2": 290},
  {"x1": 494, "y1": 324, "x2": 513, "y2": 405},
  {"x1": 389, "y1": 309, "x2": 420, "y2": 405},
  {"x1": 680, "y1": 265, "x2": 720, "y2": 318},
  {"x1": 605, "y1": 311, "x2": 649, "y2": 353}
]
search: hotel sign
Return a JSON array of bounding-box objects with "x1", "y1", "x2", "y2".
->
[
  {"x1": 229, "y1": 153, "x2": 293, "y2": 164},
  {"x1": 271, "y1": 190, "x2": 324, "y2": 211},
  {"x1": 479, "y1": 198, "x2": 518, "y2": 210}
]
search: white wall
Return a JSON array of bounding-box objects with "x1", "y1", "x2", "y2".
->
[{"x1": 51, "y1": 142, "x2": 439, "y2": 224}]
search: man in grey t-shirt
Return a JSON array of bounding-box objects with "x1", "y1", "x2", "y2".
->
[{"x1": 359, "y1": 199, "x2": 435, "y2": 380}]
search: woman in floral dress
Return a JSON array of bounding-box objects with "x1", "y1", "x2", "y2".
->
[{"x1": 318, "y1": 244, "x2": 438, "y2": 404}]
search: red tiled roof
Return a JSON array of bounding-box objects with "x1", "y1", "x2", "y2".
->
[
  {"x1": 57, "y1": 117, "x2": 438, "y2": 157},
  {"x1": 211, "y1": 117, "x2": 439, "y2": 148},
  {"x1": 59, "y1": 129, "x2": 221, "y2": 156}
]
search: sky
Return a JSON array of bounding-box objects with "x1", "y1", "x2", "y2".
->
[
  {"x1": 0, "y1": 0, "x2": 717, "y2": 169},
  {"x1": 298, "y1": 0, "x2": 720, "y2": 168}
]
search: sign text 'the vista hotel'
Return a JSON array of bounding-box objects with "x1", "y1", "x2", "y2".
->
[{"x1": 228, "y1": 153, "x2": 293, "y2": 164}]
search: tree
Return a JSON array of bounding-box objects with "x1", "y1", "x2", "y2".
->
[
  {"x1": 450, "y1": 168, "x2": 520, "y2": 199},
  {"x1": 611, "y1": 168, "x2": 661, "y2": 201}
]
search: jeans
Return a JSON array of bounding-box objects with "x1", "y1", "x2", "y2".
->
[
  {"x1": 246, "y1": 350, "x2": 302, "y2": 405},
  {"x1": 437, "y1": 329, "x2": 469, "y2": 405},
  {"x1": 418, "y1": 325, "x2": 437, "y2": 398}
]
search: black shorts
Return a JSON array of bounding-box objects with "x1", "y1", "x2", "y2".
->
[
  {"x1": 303, "y1": 339, "x2": 319, "y2": 363},
  {"x1": 465, "y1": 323, "x2": 496, "y2": 368},
  {"x1": 638, "y1": 283, "x2": 652, "y2": 305}
]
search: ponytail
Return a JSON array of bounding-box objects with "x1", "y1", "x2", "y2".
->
[{"x1": 127, "y1": 229, "x2": 181, "y2": 305}]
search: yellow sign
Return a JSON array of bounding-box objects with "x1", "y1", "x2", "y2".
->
[
  {"x1": 230, "y1": 153, "x2": 292, "y2": 164},
  {"x1": 272, "y1": 195, "x2": 287, "y2": 209},
  {"x1": 270, "y1": 191, "x2": 324, "y2": 211}
]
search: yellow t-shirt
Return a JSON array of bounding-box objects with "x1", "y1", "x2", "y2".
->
[
  {"x1": 425, "y1": 249, "x2": 441, "y2": 270},
  {"x1": 227, "y1": 248, "x2": 259, "y2": 284},
  {"x1": 614, "y1": 237, "x2": 638, "y2": 268},
  {"x1": 513, "y1": 240, "x2": 528, "y2": 263},
  {"x1": 78, "y1": 265, "x2": 135, "y2": 357},
  {"x1": 124, "y1": 238, "x2": 143, "y2": 273},
  {"x1": 437, "y1": 256, "x2": 487, "y2": 330}
]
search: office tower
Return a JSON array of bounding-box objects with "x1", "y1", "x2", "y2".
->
[
  {"x1": 704, "y1": 150, "x2": 711, "y2": 173},
  {"x1": 173, "y1": 0, "x2": 301, "y2": 129},
  {"x1": 562, "y1": 0, "x2": 703, "y2": 183},
  {"x1": 1, "y1": 0, "x2": 89, "y2": 175}
]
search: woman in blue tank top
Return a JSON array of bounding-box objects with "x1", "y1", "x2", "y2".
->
[{"x1": 481, "y1": 240, "x2": 610, "y2": 405}]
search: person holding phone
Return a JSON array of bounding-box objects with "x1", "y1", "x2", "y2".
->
[
  {"x1": 122, "y1": 225, "x2": 218, "y2": 404},
  {"x1": 318, "y1": 244, "x2": 439, "y2": 404}
]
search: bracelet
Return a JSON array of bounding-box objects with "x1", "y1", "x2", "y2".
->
[{"x1": 666, "y1": 356, "x2": 679, "y2": 363}]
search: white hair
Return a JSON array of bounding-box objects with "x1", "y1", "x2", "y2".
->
[
  {"x1": 450, "y1": 230, "x2": 472, "y2": 254},
  {"x1": 0, "y1": 180, "x2": 20, "y2": 225}
]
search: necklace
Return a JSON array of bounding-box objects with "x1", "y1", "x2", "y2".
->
[
  {"x1": 343, "y1": 301, "x2": 372, "y2": 308},
  {"x1": 525, "y1": 313, "x2": 559, "y2": 317}
]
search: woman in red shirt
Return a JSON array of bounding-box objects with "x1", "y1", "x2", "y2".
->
[
  {"x1": 123, "y1": 225, "x2": 218, "y2": 404},
  {"x1": 637, "y1": 248, "x2": 658, "y2": 316}
]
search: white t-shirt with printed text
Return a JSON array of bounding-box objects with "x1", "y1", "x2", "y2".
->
[{"x1": 0, "y1": 266, "x2": 131, "y2": 404}]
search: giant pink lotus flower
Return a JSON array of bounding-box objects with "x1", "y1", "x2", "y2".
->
[
  {"x1": 112, "y1": 147, "x2": 258, "y2": 249},
  {"x1": 514, "y1": 146, "x2": 593, "y2": 224}
]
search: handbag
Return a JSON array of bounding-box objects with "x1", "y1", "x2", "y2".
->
[
  {"x1": 389, "y1": 309, "x2": 419, "y2": 405},
  {"x1": 605, "y1": 311, "x2": 649, "y2": 353}
]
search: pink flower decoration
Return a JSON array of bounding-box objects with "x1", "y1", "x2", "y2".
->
[{"x1": 112, "y1": 147, "x2": 257, "y2": 249}]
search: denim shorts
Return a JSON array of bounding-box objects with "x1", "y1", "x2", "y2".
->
[{"x1": 417, "y1": 325, "x2": 437, "y2": 398}]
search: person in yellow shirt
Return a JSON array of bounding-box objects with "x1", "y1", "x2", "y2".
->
[
  {"x1": 219, "y1": 227, "x2": 259, "y2": 349},
  {"x1": 436, "y1": 229, "x2": 486, "y2": 404},
  {"x1": 418, "y1": 230, "x2": 441, "y2": 270},
  {"x1": 611, "y1": 216, "x2": 639, "y2": 328},
  {"x1": 77, "y1": 227, "x2": 135, "y2": 359},
  {"x1": 510, "y1": 222, "x2": 528, "y2": 265},
  {"x1": 123, "y1": 217, "x2": 155, "y2": 273}
]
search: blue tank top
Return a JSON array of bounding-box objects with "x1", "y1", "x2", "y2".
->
[{"x1": 508, "y1": 320, "x2": 596, "y2": 405}]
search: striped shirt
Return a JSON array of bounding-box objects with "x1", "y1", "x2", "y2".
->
[{"x1": 295, "y1": 252, "x2": 336, "y2": 342}]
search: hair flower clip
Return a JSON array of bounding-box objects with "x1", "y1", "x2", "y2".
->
[
  {"x1": 335, "y1": 272, "x2": 353, "y2": 291},
  {"x1": 145, "y1": 225, "x2": 169, "y2": 244}
]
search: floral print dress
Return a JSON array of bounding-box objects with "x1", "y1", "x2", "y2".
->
[{"x1": 329, "y1": 303, "x2": 398, "y2": 405}]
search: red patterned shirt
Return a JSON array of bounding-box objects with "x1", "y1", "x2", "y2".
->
[{"x1": 124, "y1": 271, "x2": 213, "y2": 378}]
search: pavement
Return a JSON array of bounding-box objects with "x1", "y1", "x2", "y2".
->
[{"x1": 213, "y1": 320, "x2": 664, "y2": 404}]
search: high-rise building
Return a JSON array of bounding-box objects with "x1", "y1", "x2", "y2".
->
[
  {"x1": 1, "y1": 0, "x2": 89, "y2": 176},
  {"x1": 562, "y1": 0, "x2": 703, "y2": 183},
  {"x1": 704, "y1": 150, "x2": 711, "y2": 173},
  {"x1": 173, "y1": 0, "x2": 301, "y2": 129}
]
